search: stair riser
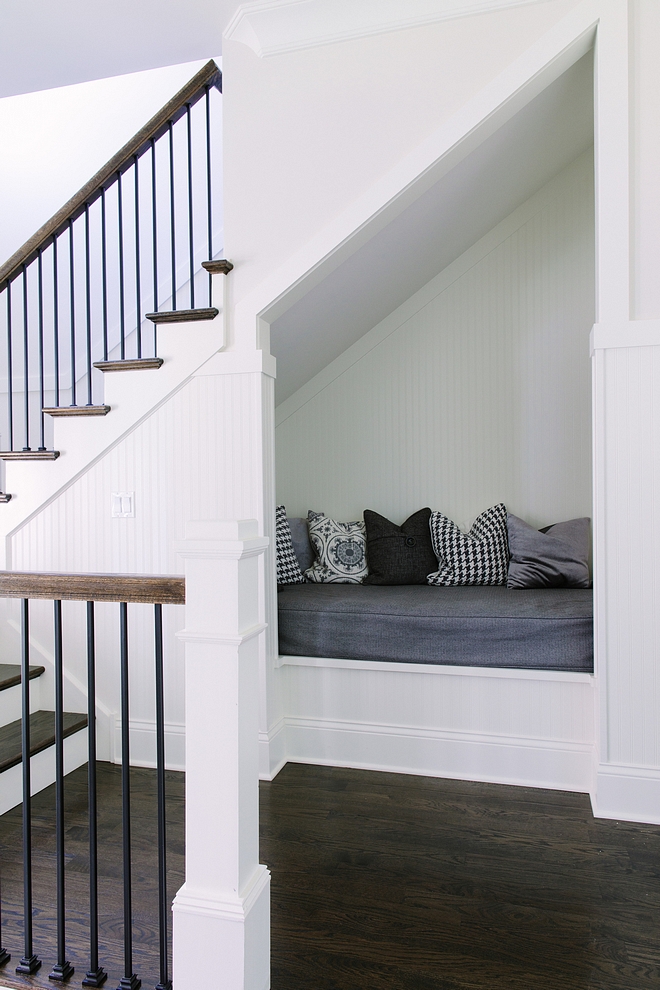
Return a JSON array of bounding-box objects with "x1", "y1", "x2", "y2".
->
[
  {"x1": 0, "y1": 678, "x2": 41, "y2": 727},
  {"x1": 0, "y1": 726, "x2": 88, "y2": 816}
]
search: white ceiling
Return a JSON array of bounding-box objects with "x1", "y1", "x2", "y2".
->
[
  {"x1": 0, "y1": 0, "x2": 239, "y2": 99},
  {"x1": 271, "y1": 52, "x2": 594, "y2": 404}
]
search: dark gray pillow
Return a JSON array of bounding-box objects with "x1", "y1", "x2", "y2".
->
[
  {"x1": 363, "y1": 508, "x2": 437, "y2": 585},
  {"x1": 507, "y1": 513, "x2": 591, "y2": 589},
  {"x1": 287, "y1": 517, "x2": 315, "y2": 573}
]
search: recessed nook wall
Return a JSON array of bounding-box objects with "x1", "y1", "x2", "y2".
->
[{"x1": 275, "y1": 152, "x2": 594, "y2": 530}]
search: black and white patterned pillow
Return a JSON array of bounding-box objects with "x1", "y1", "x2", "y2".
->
[
  {"x1": 427, "y1": 503, "x2": 509, "y2": 586},
  {"x1": 304, "y1": 511, "x2": 368, "y2": 584},
  {"x1": 276, "y1": 505, "x2": 306, "y2": 585}
]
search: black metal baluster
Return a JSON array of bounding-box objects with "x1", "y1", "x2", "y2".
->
[
  {"x1": 37, "y1": 250, "x2": 46, "y2": 450},
  {"x1": 53, "y1": 235, "x2": 60, "y2": 407},
  {"x1": 168, "y1": 122, "x2": 176, "y2": 312},
  {"x1": 49, "y1": 600, "x2": 74, "y2": 982},
  {"x1": 16, "y1": 599, "x2": 41, "y2": 976},
  {"x1": 85, "y1": 205, "x2": 93, "y2": 406},
  {"x1": 134, "y1": 157, "x2": 142, "y2": 359},
  {"x1": 0, "y1": 866, "x2": 10, "y2": 966},
  {"x1": 150, "y1": 140, "x2": 158, "y2": 355},
  {"x1": 68, "y1": 220, "x2": 76, "y2": 407},
  {"x1": 154, "y1": 605, "x2": 171, "y2": 990},
  {"x1": 186, "y1": 104, "x2": 194, "y2": 309},
  {"x1": 118, "y1": 172, "x2": 126, "y2": 361},
  {"x1": 6, "y1": 283, "x2": 13, "y2": 451},
  {"x1": 101, "y1": 189, "x2": 109, "y2": 362},
  {"x1": 118, "y1": 603, "x2": 140, "y2": 990},
  {"x1": 21, "y1": 266, "x2": 30, "y2": 450},
  {"x1": 82, "y1": 602, "x2": 107, "y2": 989},
  {"x1": 205, "y1": 85, "x2": 213, "y2": 306}
]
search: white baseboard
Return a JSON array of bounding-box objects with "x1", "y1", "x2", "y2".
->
[
  {"x1": 592, "y1": 763, "x2": 660, "y2": 825},
  {"x1": 284, "y1": 716, "x2": 594, "y2": 793},
  {"x1": 113, "y1": 717, "x2": 185, "y2": 771},
  {"x1": 259, "y1": 718, "x2": 287, "y2": 780}
]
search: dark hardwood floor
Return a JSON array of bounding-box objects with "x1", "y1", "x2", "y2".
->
[
  {"x1": 0, "y1": 761, "x2": 659, "y2": 989},
  {"x1": 261, "y1": 764, "x2": 660, "y2": 990}
]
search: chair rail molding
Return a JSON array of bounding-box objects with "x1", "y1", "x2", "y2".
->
[{"x1": 224, "y1": 0, "x2": 554, "y2": 58}]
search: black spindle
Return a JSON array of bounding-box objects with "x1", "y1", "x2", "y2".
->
[
  {"x1": 21, "y1": 267, "x2": 30, "y2": 450},
  {"x1": 68, "y1": 220, "x2": 76, "y2": 407},
  {"x1": 134, "y1": 157, "x2": 142, "y2": 358},
  {"x1": 6, "y1": 283, "x2": 13, "y2": 451},
  {"x1": 154, "y1": 605, "x2": 171, "y2": 990},
  {"x1": 205, "y1": 85, "x2": 213, "y2": 306},
  {"x1": 169, "y1": 123, "x2": 176, "y2": 312},
  {"x1": 118, "y1": 603, "x2": 140, "y2": 990},
  {"x1": 53, "y1": 235, "x2": 60, "y2": 407},
  {"x1": 101, "y1": 189, "x2": 109, "y2": 362},
  {"x1": 186, "y1": 104, "x2": 194, "y2": 309},
  {"x1": 15, "y1": 599, "x2": 41, "y2": 976},
  {"x1": 49, "y1": 600, "x2": 74, "y2": 982},
  {"x1": 118, "y1": 172, "x2": 126, "y2": 361},
  {"x1": 37, "y1": 250, "x2": 46, "y2": 449},
  {"x1": 82, "y1": 602, "x2": 108, "y2": 989},
  {"x1": 151, "y1": 140, "x2": 158, "y2": 354},
  {"x1": 85, "y1": 205, "x2": 93, "y2": 405}
]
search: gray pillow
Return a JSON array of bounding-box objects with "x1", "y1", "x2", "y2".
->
[
  {"x1": 287, "y1": 517, "x2": 315, "y2": 573},
  {"x1": 507, "y1": 513, "x2": 591, "y2": 589}
]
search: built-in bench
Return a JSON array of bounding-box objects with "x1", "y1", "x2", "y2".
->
[{"x1": 278, "y1": 584, "x2": 593, "y2": 672}]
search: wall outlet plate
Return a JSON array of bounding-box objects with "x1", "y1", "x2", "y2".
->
[{"x1": 111, "y1": 492, "x2": 135, "y2": 518}]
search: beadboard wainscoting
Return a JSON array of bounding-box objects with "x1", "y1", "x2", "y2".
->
[
  {"x1": 277, "y1": 659, "x2": 595, "y2": 792},
  {"x1": 275, "y1": 150, "x2": 594, "y2": 529}
]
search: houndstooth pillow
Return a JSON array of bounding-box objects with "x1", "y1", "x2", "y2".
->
[
  {"x1": 427, "y1": 503, "x2": 509, "y2": 586},
  {"x1": 276, "y1": 505, "x2": 306, "y2": 585},
  {"x1": 304, "y1": 511, "x2": 368, "y2": 584}
]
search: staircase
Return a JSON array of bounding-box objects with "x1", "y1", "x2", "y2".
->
[
  {"x1": 0, "y1": 58, "x2": 226, "y2": 528},
  {"x1": 0, "y1": 662, "x2": 87, "y2": 815}
]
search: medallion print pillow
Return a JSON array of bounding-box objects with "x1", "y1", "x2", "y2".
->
[
  {"x1": 304, "y1": 511, "x2": 368, "y2": 584},
  {"x1": 428, "y1": 503, "x2": 509, "y2": 586}
]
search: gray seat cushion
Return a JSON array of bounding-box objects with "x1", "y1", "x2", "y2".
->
[{"x1": 277, "y1": 584, "x2": 593, "y2": 672}]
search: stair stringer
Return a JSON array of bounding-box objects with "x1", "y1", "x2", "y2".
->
[{"x1": 0, "y1": 313, "x2": 225, "y2": 566}]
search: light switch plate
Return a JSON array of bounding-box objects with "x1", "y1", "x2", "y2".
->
[{"x1": 111, "y1": 492, "x2": 135, "y2": 518}]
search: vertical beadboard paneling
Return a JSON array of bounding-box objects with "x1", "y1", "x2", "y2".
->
[
  {"x1": 602, "y1": 344, "x2": 660, "y2": 768},
  {"x1": 9, "y1": 371, "x2": 265, "y2": 756},
  {"x1": 275, "y1": 152, "x2": 595, "y2": 529}
]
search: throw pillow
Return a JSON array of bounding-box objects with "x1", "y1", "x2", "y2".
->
[
  {"x1": 363, "y1": 508, "x2": 437, "y2": 585},
  {"x1": 287, "y1": 516, "x2": 316, "y2": 572},
  {"x1": 275, "y1": 505, "x2": 306, "y2": 585},
  {"x1": 304, "y1": 511, "x2": 368, "y2": 584},
  {"x1": 507, "y1": 514, "x2": 591, "y2": 589},
  {"x1": 428, "y1": 503, "x2": 509, "y2": 586}
]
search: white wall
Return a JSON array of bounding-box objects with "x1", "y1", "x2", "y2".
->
[
  {"x1": 0, "y1": 58, "x2": 217, "y2": 265},
  {"x1": 275, "y1": 151, "x2": 594, "y2": 530}
]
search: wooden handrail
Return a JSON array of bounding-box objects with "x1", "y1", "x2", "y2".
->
[
  {"x1": 0, "y1": 571, "x2": 185, "y2": 604},
  {"x1": 0, "y1": 59, "x2": 221, "y2": 291}
]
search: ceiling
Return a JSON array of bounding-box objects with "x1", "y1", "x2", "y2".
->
[
  {"x1": 0, "y1": 0, "x2": 239, "y2": 99},
  {"x1": 271, "y1": 51, "x2": 594, "y2": 405}
]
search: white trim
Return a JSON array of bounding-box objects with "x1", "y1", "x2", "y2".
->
[
  {"x1": 173, "y1": 866, "x2": 270, "y2": 922},
  {"x1": 112, "y1": 717, "x2": 186, "y2": 771},
  {"x1": 259, "y1": 716, "x2": 287, "y2": 780},
  {"x1": 235, "y1": 0, "x2": 599, "y2": 344},
  {"x1": 176, "y1": 623, "x2": 267, "y2": 647},
  {"x1": 593, "y1": 763, "x2": 660, "y2": 825},
  {"x1": 590, "y1": 319, "x2": 660, "y2": 353},
  {"x1": 224, "y1": 0, "x2": 555, "y2": 59},
  {"x1": 278, "y1": 654, "x2": 594, "y2": 683},
  {"x1": 284, "y1": 715, "x2": 595, "y2": 793}
]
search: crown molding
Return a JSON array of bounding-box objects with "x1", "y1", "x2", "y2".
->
[{"x1": 224, "y1": 0, "x2": 553, "y2": 58}]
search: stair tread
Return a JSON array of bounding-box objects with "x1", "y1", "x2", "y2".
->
[
  {"x1": 43, "y1": 405, "x2": 111, "y2": 417},
  {"x1": 0, "y1": 450, "x2": 60, "y2": 461},
  {"x1": 0, "y1": 663, "x2": 45, "y2": 693},
  {"x1": 145, "y1": 307, "x2": 218, "y2": 324},
  {"x1": 93, "y1": 358, "x2": 163, "y2": 372},
  {"x1": 0, "y1": 711, "x2": 88, "y2": 773}
]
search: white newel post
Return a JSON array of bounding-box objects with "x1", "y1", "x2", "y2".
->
[{"x1": 172, "y1": 519, "x2": 270, "y2": 990}]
